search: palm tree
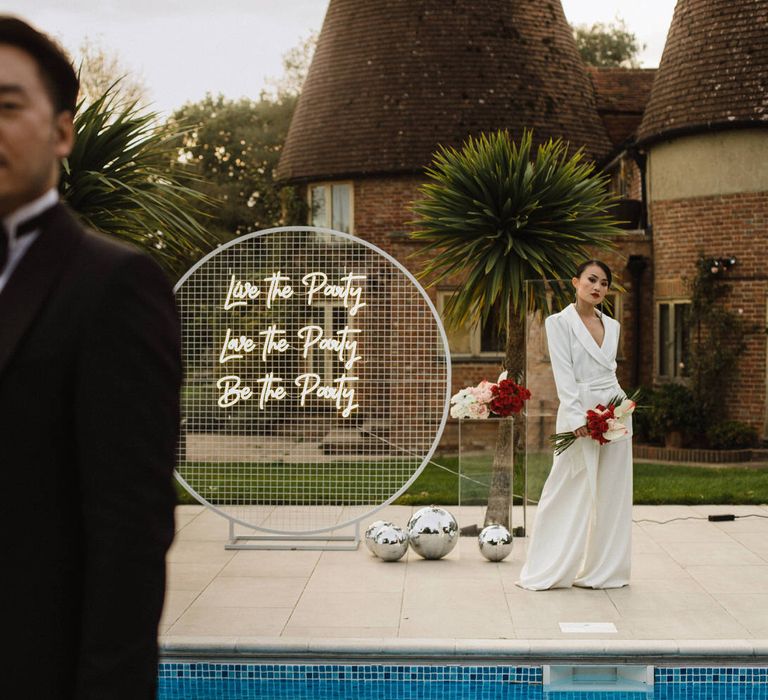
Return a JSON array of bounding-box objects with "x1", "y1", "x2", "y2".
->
[
  {"x1": 411, "y1": 129, "x2": 623, "y2": 527},
  {"x1": 60, "y1": 86, "x2": 218, "y2": 279}
]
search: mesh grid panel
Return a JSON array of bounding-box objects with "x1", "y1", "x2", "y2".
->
[{"x1": 175, "y1": 228, "x2": 450, "y2": 534}]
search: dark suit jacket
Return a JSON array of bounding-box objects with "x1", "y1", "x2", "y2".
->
[{"x1": 0, "y1": 203, "x2": 180, "y2": 699}]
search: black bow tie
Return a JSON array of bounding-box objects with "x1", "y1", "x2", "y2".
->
[{"x1": 0, "y1": 205, "x2": 57, "y2": 276}]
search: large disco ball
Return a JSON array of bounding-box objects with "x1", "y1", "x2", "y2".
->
[
  {"x1": 372, "y1": 524, "x2": 408, "y2": 562},
  {"x1": 478, "y1": 524, "x2": 513, "y2": 562},
  {"x1": 407, "y1": 506, "x2": 458, "y2": 560},
  {"x1": 364, "y1": 520, "x2": 391, "y2": 554}
]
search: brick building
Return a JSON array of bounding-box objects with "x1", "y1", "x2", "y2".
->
[
  {"x1": 635, "y1": 0, "x2": 768, "y2": 432},
  {"x1": 277, "y1": 0, "x2": 768, "y2": 440}
]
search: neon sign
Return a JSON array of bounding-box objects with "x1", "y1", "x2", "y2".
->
[{"x1": 217, "y1": 270, "x2": 365, "y2": 417}]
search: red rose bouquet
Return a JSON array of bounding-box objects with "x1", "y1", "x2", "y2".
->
[
  {"x1": 549, "y1": 388, "x2": 641, "y2": 455},
  {"x1": 450, "y1": 371, "x2": 531, "y2": 419},
  {"x1": 490, "y1": 376, "x2": 532, "y2": 417}
]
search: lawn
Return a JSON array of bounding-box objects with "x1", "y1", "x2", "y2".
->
[
  {"x1": 396, "y1": 453, "x2": 768, "y2": 505},
  {"x1": 174, "y1": 452, "x2": 768, "y2": 506}
]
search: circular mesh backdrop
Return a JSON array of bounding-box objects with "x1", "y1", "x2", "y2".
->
[{"x1": 175, "y1": 227, "x2": 450, "y2": 534}]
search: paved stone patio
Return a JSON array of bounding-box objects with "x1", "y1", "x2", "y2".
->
[{"x1": 160, "y1": 503, "x2": 768, "y2": 649}]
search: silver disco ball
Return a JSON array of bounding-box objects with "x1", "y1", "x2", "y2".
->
[
  {"x1": 478, "y1": 524, "x2": 513, "y2": 562},
  {"x1": 407, "y1": 506, "x2": 458, "y2": 560},
  {"x1": 364, "y1": 520, "x2": 391, "y2": 554},
  {"x1": 372, "y1": 524, "x2": 409, "y2": 561}
]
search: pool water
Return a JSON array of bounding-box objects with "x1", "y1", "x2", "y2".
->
[{"x1": 157, "y1": 664, "x2": 768, "y2": 700}]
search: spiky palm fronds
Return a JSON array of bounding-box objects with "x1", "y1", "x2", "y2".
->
[
  {"x1": 60, "y1": 88, "x2": 216, "y2": 278},
  {"x1": 411, "y1": 129, "x2": 623, "y2": 333}
]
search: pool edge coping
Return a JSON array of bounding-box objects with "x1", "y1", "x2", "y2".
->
[{"x1": 159, "y1": 637, "x2": 768, "y2": 663}]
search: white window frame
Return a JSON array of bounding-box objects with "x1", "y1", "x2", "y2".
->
[
  {"x1": 655, "y1": 299, "x2": 691, "y2": 380},
  {"x1": 303, "y1": 301, "x2": 354, "y2": 383},
  {"x1": 436, "y1": 289, "x2": 504, "y2": 358},
  {"x1": 308, "y1": 181, "x2": 354, "y2": 234}
]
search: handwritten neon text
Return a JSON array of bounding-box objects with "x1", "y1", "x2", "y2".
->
[
  {"x1": 302, "y1": 271, "x2": 366, "y2": 316},
  {"x1": 224, "y1": 273, "x2": 261, "y2": 310},
  {"x1": 294, "y1": 373, "x2": 359, "y2": 417},
  {"x1": 297, "y1": 325, "x2": 362, "y2": 371}
]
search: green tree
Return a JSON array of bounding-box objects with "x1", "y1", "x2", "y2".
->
[
  {"x1": 61, "y1": 87, "x2": 215, "y2": 279},
  {"x1": 166, "y1": 34, "x2": 317, "y2": 240},
  {"x1": 573, "y1": 18, "x2": 645, "y2": 68},
  {"x1": 411, "y1": 130, "x2": 623, "y2": 527},
  {"x1": 169, "y1": 93, "x2": 304, "y2": 239}
]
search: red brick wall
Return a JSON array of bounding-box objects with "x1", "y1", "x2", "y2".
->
[
  {"x1": 651, "y1": 191, "x2": 768, "y2": 433},
  {"x1": 299, "y1": 174, "x2": 655, "y2": 443},
  {"x1": 354, "y1": 176, "x2": 424, "y2": 255}
]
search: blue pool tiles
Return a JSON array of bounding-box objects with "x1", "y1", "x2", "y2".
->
[
  {"x1": 158, "y1": 663, "x2": 768, "y2": 685},
  {"x1": 159, "y1": 663, "x2": 541, "y2": 683}
]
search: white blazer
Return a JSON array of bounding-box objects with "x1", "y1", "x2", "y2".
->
[
  {"x1": 545, "y1": 303, "x2": 631, "y2": 512},
  {"x1": 545, "y1": 302, "x2": 623, "y2": 432}
]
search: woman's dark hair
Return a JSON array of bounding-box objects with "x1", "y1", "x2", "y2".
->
[
  {"x1": 0, "y1": 16, "x2": 79, "y2": 114},
  {"x1": 575, "y1": 259, "x2": 612, "y2": 287}
]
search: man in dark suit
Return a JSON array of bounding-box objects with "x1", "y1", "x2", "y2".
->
[{"x1": 0, "y1": 17, "x2": 181, "y2": 699}]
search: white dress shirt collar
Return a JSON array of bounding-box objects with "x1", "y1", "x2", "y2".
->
[
  {"x1": 3, "y1": 188, "x2": 59, "y2": 241},
  {"x1": 0, "y1": 189, "x2": 59, "y2": 295}
]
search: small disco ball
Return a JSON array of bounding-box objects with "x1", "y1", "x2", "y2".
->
[
  {"x1": 372, "y1": 524, "x2": 409, "y2": 562},
  {"x1": 407, "y1": 506, "x2": 458, "y2": 560},
  {"x1": 364, "y1": 520, "x2": 391, "y2": 554},
  {"x1": 478, "y1": 524, "x2": 513, "y2": 562}
]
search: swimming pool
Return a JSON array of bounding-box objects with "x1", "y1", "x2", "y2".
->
[{"x1": 157, "y1": 663, "x2": 768, "y2": 699}]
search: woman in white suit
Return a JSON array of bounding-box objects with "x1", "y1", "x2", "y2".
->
[{"x1": 517, "y1": 260, "x2": 632, "y2": 590}]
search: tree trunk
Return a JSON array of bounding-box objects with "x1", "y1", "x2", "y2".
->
[{"x1": 483, "y1": 310, "x2": 526, "y2": 528}]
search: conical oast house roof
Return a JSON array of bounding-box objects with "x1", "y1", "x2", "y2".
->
[
  {"x1": 638, "y1": 0, "x2": 768, "y2": 145},
  {"x1": 277, "y1": 0, "x2": 612, "y2": 182}
]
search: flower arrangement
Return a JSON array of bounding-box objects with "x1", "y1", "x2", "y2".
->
[
  {"x1": 549, "y1": 388, "x2": 641, "y2": 455},
  {"x1": 450, "y1": 371, "x2": 531, "y2": 419}
]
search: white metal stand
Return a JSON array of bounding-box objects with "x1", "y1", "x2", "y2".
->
[{"x1": 224, "y1": 519, "x2": 361, "y2": 551}]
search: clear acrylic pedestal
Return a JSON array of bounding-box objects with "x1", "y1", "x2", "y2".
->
[{"x1": 457, "y1": 416, "x2": 526, "y2": 535}]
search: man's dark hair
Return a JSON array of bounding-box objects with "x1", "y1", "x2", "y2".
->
[{"x1": 0, "y1": 16, "x2": 79, "y2": 113}]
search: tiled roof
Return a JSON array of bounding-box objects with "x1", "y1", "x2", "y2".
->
[
  {"x1": 589, "y1": 67, "x2": 657, "y2": 148},
  {"x1": 637, "y1": 0, "x2": 768, "y2": 144},
  {"x1": 276, "y1": 0, "x2": 613, "y2": 182}
]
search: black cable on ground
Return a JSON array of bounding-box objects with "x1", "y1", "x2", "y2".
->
[{"x1": 633, "y1": 513, "x2": 768, "y2": 525}]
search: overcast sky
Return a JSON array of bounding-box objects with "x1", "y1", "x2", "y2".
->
[{"x1": 4, "y1": 0, "x2": 677, "y2": 115}]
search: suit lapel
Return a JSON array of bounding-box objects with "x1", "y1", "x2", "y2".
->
[
  {"x1": 0, "y1": 203, "x2": 84, "y2": 380},
  {"x1": 564, "y1": 303, "x2": 614, "y2": 370}
]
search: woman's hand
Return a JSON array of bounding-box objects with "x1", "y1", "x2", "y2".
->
[{"x1": 573, "y1": 425, "x2": 589, "y2": 438}]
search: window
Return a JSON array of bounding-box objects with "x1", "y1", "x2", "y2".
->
[
  {"x1": 610, "y1": 158, "x2": 630, "y2": 198},
  {"x1": 309, "y1": 182, "x2": 353, "y2": 233},
  {"x1": 303, "y1": 302, "x2": 352, "y2": 382},
  {"x1": 657, "y1": 301, "x2": 690, "y2": 379},
  {"x1": 436, "y1": 290, "x2": 504, "y2": 357}
]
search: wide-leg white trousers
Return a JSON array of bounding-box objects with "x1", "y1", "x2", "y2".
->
[{"x1": 516, "y1": 437, "x2": 632, "y2": 590}]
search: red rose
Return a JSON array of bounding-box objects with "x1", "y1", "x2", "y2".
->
[{"x1": 489, "y1": 378, "x2": 531, "y2": 417}]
